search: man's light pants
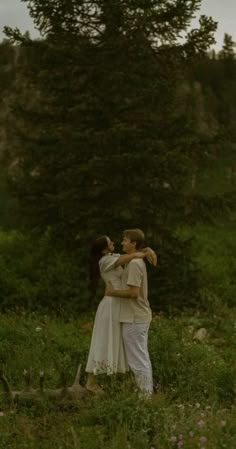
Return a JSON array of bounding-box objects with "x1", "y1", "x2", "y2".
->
[{"x1": 122, "y1": 322, "x2": 153, "y2": 395}]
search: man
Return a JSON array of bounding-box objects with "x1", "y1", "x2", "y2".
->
[{"x1": 105, "y1": 228, "x2": 155, "y2": 396}]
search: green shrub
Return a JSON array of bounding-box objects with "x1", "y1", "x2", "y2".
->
[
  {"x1": 149, "y1": 316, "x2": 235, "y2": 404},
  {"x1": 0, "y1": 230, "x2": 89, "y2": 314},
  {"x1": 178, "y1": 223, "x2": 236, "y2": 310}
]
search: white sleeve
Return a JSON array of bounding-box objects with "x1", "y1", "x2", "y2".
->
[{"x1": 99, "y1": 254, "x2": 120, "y2": 273}]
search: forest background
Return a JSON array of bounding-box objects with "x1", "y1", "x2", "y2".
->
[
  {"x1": 0, "y1": 1, "x2": 235, "y2": 448},
  {"x1": 0, "y1": 0, "x2": 235, "y2": 315}
]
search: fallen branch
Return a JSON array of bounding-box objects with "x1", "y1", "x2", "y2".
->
[{"x1": 0, "y1": 364, "x2": 86, "y2": 404}]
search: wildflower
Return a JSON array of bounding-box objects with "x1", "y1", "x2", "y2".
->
[
  {"x1": 35, "y1": 327, "x2": 42, "y2": 332},
  {"x1": 189, "y1": 431, "x2": 194, "y2": 437},
  {"x1": 198, "y1": 420, "x2": 205, "y2": 428},
  {"x1": 199, "y1": 436, "x2": 208, "y2": 443},
  {"x1": 170, "y1": 436, "x2": 177, "y2": 443},
  {"x1": 177, "y1": 441, "x2": 183, "y2": 448},
  {"x1": 195, "y1": 403, "x2": 201, "y2": 408},
  {"x1": 200, "y1": 412, "x2": 205, "y2": 417},
  {"x1": 221, "y1": 420, "x2": 226, "y2": 427}
]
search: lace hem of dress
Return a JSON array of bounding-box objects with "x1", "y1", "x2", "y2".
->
[{"x1": 91, "y1": 360, "x2": 126, "y2": 375}]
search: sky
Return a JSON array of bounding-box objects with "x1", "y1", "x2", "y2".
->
[{"x1": 0, "y1": 0, "x2": 235, "y2": 50}]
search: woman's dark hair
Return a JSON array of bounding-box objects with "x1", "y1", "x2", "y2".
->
[{"x1": 89, "y1": 235, "x2": 109, "y2": 300}]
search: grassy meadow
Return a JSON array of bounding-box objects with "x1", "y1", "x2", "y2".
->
[
  {"x1": 0, "y1": 306, "x2": 235, "y2": 449},
  {"x1": 0, "y1": 221, "x2": 235, "y2": 449}
]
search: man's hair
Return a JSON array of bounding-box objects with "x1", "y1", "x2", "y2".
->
[{"x1": 123, "y1": 228, "x2": 145, "y2": 249}]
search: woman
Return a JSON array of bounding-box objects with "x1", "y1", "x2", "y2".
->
[{"x1": 85, "y1": 235, "x2": 156, "y2": 394}]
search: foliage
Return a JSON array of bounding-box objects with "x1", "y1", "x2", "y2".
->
[
  {"x1": 178, "y1": 222, "x2": 236, "y2": 310},
  {"x1": 0, "y1": 175, "x2": 20, "y2": 229},
  {"x1": 0, "y1": 227, "x2": 199, "y2": 313},
  {"x1": 0, "y1": 230, "x2": 89, "y2": 314},
  {"x1": 0, "y1": 0, "x2": 220, "y2": 311},
  {"x1": 150, "y1": 315, "x2": 235, "y2": 403},
  {"x1": 0, "y1": 214, "x2": 235, "y2": 314},
  {"x1": 0, "y1": 2, "x2": 236, "y2": 312},
  {"x1": 3, "y1": 1, "x2": 217, "y2": 238},
  {"x1": 148, "y1": 229, "x2": 200, "y2": 312}
]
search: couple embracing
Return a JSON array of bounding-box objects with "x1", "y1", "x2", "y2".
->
[{"x1": 85, "y1": 228, "x2": 157, "y2": 397}]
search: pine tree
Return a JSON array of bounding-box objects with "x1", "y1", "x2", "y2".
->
[
  {"x1": 220, "y1": 33, "x2": 236, "y2": 61},
  {"x1": 4, "y1": 0, "x2": 217, "y2": 233},
  {"x1": 3, "y1": 0, "x2": 218, "y2": 309}
]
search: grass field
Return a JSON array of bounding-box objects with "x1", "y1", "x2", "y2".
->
[{"x1": 0, "y1": 307, "x2": 235, "y2": 449}]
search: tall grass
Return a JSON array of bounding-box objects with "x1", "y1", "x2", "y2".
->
[{"x1": 0, "y1": 310, "x2": 235, "y2": 449}]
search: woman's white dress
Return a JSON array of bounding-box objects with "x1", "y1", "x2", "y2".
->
[{"x1": 85, "y1": 253, "x2": 128, "y2": 374}]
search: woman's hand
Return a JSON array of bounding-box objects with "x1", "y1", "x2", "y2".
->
[
  {"x1": 143, "y1": 247, "x2": 157, "y2": 266},
  {"x1": 147, "y1": 251, "x2": 157, "y2": 266}
]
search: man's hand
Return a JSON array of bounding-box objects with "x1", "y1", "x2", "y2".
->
[
  {"x1": 105, "y1": 281, "x2": 114, "y2": 297},
  {"x1": 105, "y1": 282, "x2": 140, "y2": 299}
]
